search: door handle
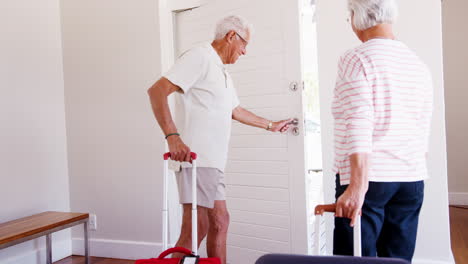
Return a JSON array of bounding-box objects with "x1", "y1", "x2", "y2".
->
[
  {"x1": 290, "y1": 118, "x2": 299, "y2": 126},
  {"x1": 290, "y1": 118, "x2": 300, "y2": 136}
]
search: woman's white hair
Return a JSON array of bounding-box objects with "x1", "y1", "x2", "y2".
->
[
  {"x1": 214, "y1": 15, "x2": 253, "y2": 40},
  {"x1": 348, "y1": 0, "x2": 398, "y2": 31}
]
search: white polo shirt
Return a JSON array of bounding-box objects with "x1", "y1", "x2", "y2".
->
[{"x1": 164, "y1": 43, "x2": 240, "y2": 172}]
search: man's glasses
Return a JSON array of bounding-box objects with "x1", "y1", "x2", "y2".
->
[{"x1": 235, "y1": 32, "x2": 248, "y2": 47}]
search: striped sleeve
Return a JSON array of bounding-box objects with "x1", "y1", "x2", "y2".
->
[{"x1": 335, "y1": 51, "x2": 374, "y2": 154}]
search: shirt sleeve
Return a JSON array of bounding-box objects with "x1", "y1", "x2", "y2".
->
[
  {"x1": 335, "y1": 50, "x2": 374, "y2": 154},
  {"x1": 164, "y1": 48, "x2": 207, "y2": 93}
]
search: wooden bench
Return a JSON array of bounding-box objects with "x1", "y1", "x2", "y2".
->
[{"x1": 0, "y1": 211, "x2": 90, "y2": 264}]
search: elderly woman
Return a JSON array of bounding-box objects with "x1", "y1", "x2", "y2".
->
[{"x1": 333, "y1": 0, "x2": 433, "y2": 262}]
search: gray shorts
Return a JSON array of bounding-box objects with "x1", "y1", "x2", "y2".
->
[{"x1": 175, "y1": 167, "x2": 226, "y2": 209}]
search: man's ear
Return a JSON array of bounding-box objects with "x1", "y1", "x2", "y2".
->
[{"x1": 225, "y1": 30, "x2": 236, "y2": 44}]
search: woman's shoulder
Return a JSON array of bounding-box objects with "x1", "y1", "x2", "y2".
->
[{"x1": 338, "y1": 47, "x2": 362, "y2": 65}]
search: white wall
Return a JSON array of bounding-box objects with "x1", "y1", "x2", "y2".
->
[
  {"x1": 316, "y1": 0, "x2": 453, "y2": 263},
  {"x1": 60, "y1": 0, "x2": 166, "y2": 259},
  {"x1": 442, "y1": 0, "x2": 468, "y2": 206},
  {"x1": 2, "y1": 0, "x2": 454, "y2": 262},
  {"x1": 0, "y1": 0, "x2": 71, "y2": 263}
]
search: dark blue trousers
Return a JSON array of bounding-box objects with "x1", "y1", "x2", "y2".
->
[{"x1": 333, "y1": 174, "x2": 424, "y2": 263}]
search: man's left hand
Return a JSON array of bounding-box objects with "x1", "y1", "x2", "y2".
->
[{"x1": 270, "y1": 118, "x2": 294, "y2": 133}]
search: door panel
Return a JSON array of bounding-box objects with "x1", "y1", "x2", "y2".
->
[{"x1": 174, "y1": 0, "x2": 308, "y2": 262}]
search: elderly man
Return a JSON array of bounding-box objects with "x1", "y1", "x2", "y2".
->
[
  {"x1": 332, "y1": 0, "x2": 433, "y2": 262},
  {"x1": 147, "y1": 15, "x2": 291, "y2": 263}
]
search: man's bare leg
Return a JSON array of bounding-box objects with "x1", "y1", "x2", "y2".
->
[
  {"x1": 173, "y1": 204, "x2": 209, "y2": 258},
  {"x1": 207, "y1": 200, "x2": 229, "y2": 264}
]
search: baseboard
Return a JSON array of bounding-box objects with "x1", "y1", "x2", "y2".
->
[
  {"x1": 2, "y1": 239, "x2": 72, "y2": 264},
  {"x1": 72, "y1": 237, "x2": 162, "y2": 260},
  {"x1": 0, "y1": 236, "x2": 450, "y2": 264},
  {"x1": 71, "y1": 238, "x2": 456, "y2": 264},
  {"x1": 449, "y1": 192, "x2": 468, "y2": 205}
]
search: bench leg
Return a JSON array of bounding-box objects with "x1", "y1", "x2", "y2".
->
[
  {"x1": 46, "y1": 234, "x2": 52, "y2": 264},
  {"x1": 84, "y1": 221, "x2": 90, "y2": 264}
]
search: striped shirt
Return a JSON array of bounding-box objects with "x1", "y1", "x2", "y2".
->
[{"x1": 332, "y1": 39, "x2": 433, "y2": 184}]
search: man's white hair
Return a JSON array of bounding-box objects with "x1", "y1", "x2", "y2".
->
[
  {"x1": 214, "y1": 15, "x2": 253, "y2": 40},
  {"x1": 348, "y1": 0, "x2": 398, "y2": 31}
]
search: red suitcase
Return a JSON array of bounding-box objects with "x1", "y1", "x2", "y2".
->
[{"x1": 135, "y1": 152, "x2": 221, "y2": 264}]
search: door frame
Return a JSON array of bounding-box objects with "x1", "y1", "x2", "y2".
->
[
  {"x1": 158, "y1": 0, "x2": 206, "y2": 73},
  {"x1": 158, "y1": 0, "x2": 206, "y2": 246},
  {"x1": 282, "y1": 0, "x2": 310, "y2": 254}
]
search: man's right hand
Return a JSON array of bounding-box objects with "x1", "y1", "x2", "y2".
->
[{"x1": 167, "y1": 136, "x2": 192, "y2": 162}]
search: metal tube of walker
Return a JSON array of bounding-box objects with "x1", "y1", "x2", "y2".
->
[
  {"x1": 162, "y1": 159, "x2": 168, "y2": 251},
  {"x1": 191, "y1": 160, "x2": 198, "y2": 255},
  {"x1": 353, "y1": 215, "x2": 362, "y2": 256},
  {"x1": 314, "y1": 215, "x2": 321, "y2": 255}
]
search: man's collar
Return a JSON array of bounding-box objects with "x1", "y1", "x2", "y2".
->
[{"x1": 206, "y1": 42, "x2": 225, "y2": 68}]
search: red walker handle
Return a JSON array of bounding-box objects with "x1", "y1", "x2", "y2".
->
[
  {"x1": 157, "y1": 247, "x2": 193, "y2": 259},
  {"x1": 163, "y1": 152, "x2": 197, "y2": 160},
  {"x1": 314, "y1": 203, "x2": 362, "y2": 216},
  {"x1": 314, "y1": 203, "x2": 337, "y2": 216}
]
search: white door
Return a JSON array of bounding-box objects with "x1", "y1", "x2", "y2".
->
[{"x1": 173, "y1": 1, "x2": 311, "y2": 263}]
